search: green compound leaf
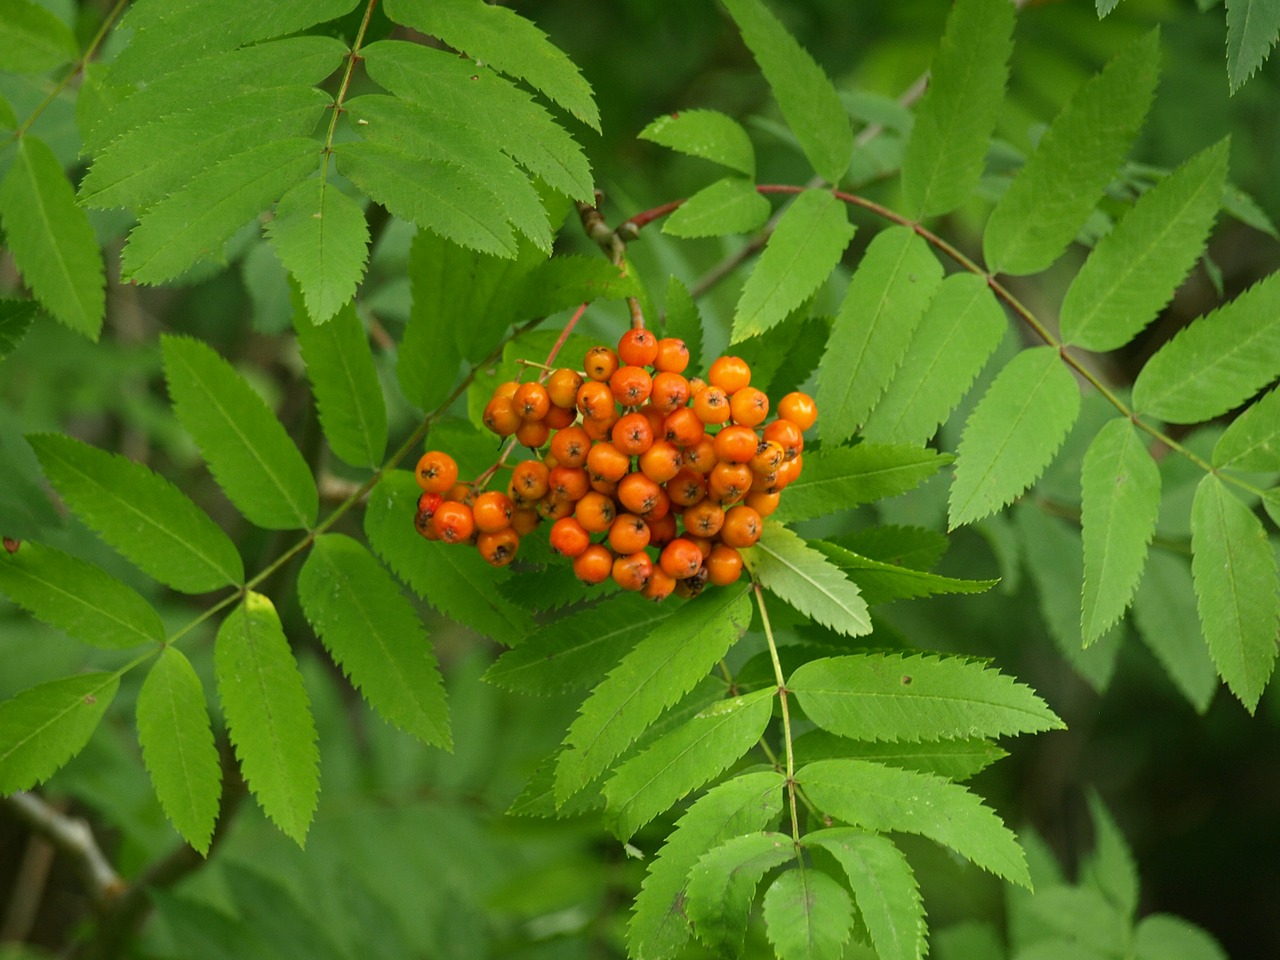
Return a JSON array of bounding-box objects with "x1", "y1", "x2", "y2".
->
[
  {"x1": 763, "y1": 865, "x2": 854, "y2": 960},
  {"x1": 807, "y1": 829, "x2": 925, "y2": 960},
  {"x1": 629, "y1": 770, "x2": 785, "y2": 959},
  {"x1": 793, "y1": 731, "x2": 1007, "y2": 782},
  {"x1": 0, "y1": 0, "x2": 78, "y2": 72},
  {"x1": 267, "y1": 177, "x2": 369, "y2": 324},
  {"x1": 685, "y1": 831, "x2": 794, "y2": 955},
  {"x1": 1080, "y1": 418, "x2": 1161, "y2": 644},
  {"x1": 862, "y1": 273, "x2": 1007, "y2": 447},
  {"x1": 799, "y1": 758, "x2": 1030, "y2": 886},
  {"x1": 1190, "y1": 475, "x2": 1280, "y2": 712},
  {"x1": 1213, "y1": 385, "x2": 1280, "y2": 470},
  {"x1": 1061, "y1": 140, "x2": 1229, "y2": 352},
  {"x1": 664, "y1": 177, "x2": 771, "y2": 238},
  {"x1": 1226, "y1": 0, "x2": 1280, "y2": 92},
  {"x1": 0, "y1": 299, "x2": 38, "y2": 360},
  {"x1": 1132, "y1": 551, "x2": 1219, "y2": 713},
  {"x1": 291, "y1": 292, "x2": 387, "y2": 469},
  {"x1": 0, "y1": 137, "x2": 105, "y2": 339},
  {"x1": 162, "y1": 335, "x2": 318, "y2": 530},
  {"x1": 28, "y1": 433, "x2": 244, "y2": 593},
  {"x1": 731, "y1": 189, "x2": 853, "y2": 342},
  {"x1": 721, "y1": 0, "x2": 853, "y2": 183},
  {"x1": 774, "y1": 443, "x2": 952, "y2": 524},
  {"x1": 0, "y1": 672, "x2": 119, "y2": 793},
  {"x1": 554, "y1": 584, "x2": 753, "y2": 804},
  {"x1": 215, "y1": 591, "x2": 318, "y2": 845},
  {"x1": 789, "y1": 653, "x2": 1063, "y2": 743},
  {"x1": 603, "y1": 687, "x2": 774, "y2": 838},
  {"x1": 0, "y1": 541, "x2": 164, "y2": 649},
  {"x1": 814, "y1": 540, "x2": 997, "y2": 606},
  {"x1": 817, "y1": 226, "x2": 944, "y2": 444},
  {"x1": 136, "y1": 647, "x2": 221, "y2": 855},
  {"x1": 297, "y1": 534, "x2": 449, "y2": 748},
  {"x1": 1132, "y1": 272, "x2": 1280, "y2": 424},
  {"x1": 746, "y1": 522, "x2": 871, "y2": 637},
  {"x1": 640, "y1": 109, "x2": 756, "y2": 175},
  {"x1": 386, "y1": 0, "x2": 599, "y2": 131},
  {"x1": 983, "y1": 30, "x2": 1160, "y2": 275},
  {"x1": 901, "y1": 0, "x2": 1014, "y2": 218},
  {"x1": 949, "y1": 346, "x2": 1082, "y2": 528}
]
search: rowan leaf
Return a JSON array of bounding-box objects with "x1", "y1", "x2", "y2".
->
[
  {"x1": 685, "y1": 831, "x2": 794, "y2": 955},
  {"x1": 163, "y1": 335, "x2": 318, "y2": 530},
  {"x1": 0, "y1": 672, "x2": 119, "y2": 793},
  {"x1": 774, "y1": 444, "x2": 952, "y2": 524},
  {"x1": 664, "y1": 177, "x2": 771, "y2": 238},
  {"x1": 640, "y1": 109, "x2": 756, "y2": 175},
  {"x1": 813, "y1": 540, "x2": 997, "y2": 606},
  {"x1": 1214, "y1": 386, "x2": 1280, "y2": 470},
  {"x1": 746, "y1": 523, "x2": 870, "y2": 636},
  {"x1": 1081, "y1": 791, "x2": 1139, "y2": 919},
  {"x1": 0, "y1": 299, "x2": 38, "y2": 360},
  {"x1": 1135, "y1": 914, "x2": 1230, "y2": 960},
  {"x1": 0, "y1": 0, "x2": 78, "y2": 73},
  {"x1": 267, "y1": 178, "x2": 369, "y2": 324},
  {"x1": 817, "y1": 226, "x2": 944, "y2": 443},
  {"x1": 1226, "y1": 0, "x2": 1280, "y2": 91},
  {"x1": 762, "y1": 865, "x2": 855, "y2": 960},
  {"x1": 663, "y1": 276, "x2": 705, "y2": 375},
  {"x1": 1132, "y1": 551, "x2": 1219, "y2": 713},
  {"x1": 792, "y1": 731, "x2": 1007, "y2": 782},
  {"x1": 136, "y1": 647, "x2": 221, "y2": 855}
]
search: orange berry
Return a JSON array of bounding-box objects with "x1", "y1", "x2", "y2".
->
[
  {"x1": 414, "y1": 507, "x2": 441, "y2": 540},
  {"x1": 650, "y1": 372, "x2": 691, "y2": 415},
  {"x1": 547, "y1": 368, "x2": 584, "y2": 409},
  {"x1": 750, "y1": 439, "x2": 786, "y2": 475},
  {"x1": 574, "y1": 491, "x2": 617, "y2": 533},
  {"x1": 548, "y1": 465, "x2": 590, "y2": 503},
  {"x1": 745, "y1": 489, "x2": 781, "y2": 517},
  {"x1": 777, "y1": 391, "x2": 818, "y2": 431},
  {"x1": 511, "y1": 460, "x2": 551, "y2": 500},
  {"x1": 638, "y1": 440, "x2": 682, "y2": 484},
  {"x1": 573, "y1": 543, "x2": 614, "y2": 584},
  {"x1": 659, "y1": 538, "x2": 704, "y2": 580},
  {"x1": 653, "y1": 337, "x2": 690, "y2": 373},
  {"x1": 682, "y1": 499, "x2": 724, "y2": 538},
  {"x1": 576, "y1": 380, "x2": 616, "y2": 421},
  {"x1": 762, "y1": 418, "x2": 804, "y2": 461},
  {"x1": 612, "y1": 550, "x2": 654, "y2": 592},
  {"x1": 483, "y1": 396, "x2": 522, "y2": 437},
  {"x1": 729, "y1": 387, "x2": 769, "y2": 427},
  {"x1": 477, "y1": 527, "x2": 520, "y2": 566},
  {"x1": 720, "y1": 504, "x2": 762, "y2": 548},
  {"x1": 536, "y1": 495, "x2": 575, "y2": 521},
  {"x1": 549, "y1": 516, "x2": 591, "y2": 557},
  {"x1": 550, "y1": 425, "x2": 591, "y2": 468},
  {"x1": 708, "y1": 355, "x2": 751, "y2": 394},
  {"x1": 586, "y1": 441, "x2": 631, "y2": 482},
  {"x1": 608, "y1": 513, "x2": 652, "y2": 554},
  {"x1": 612, "y1": 411, "x2": 655, "y2": 456},
  {"x1": 445, "y1": 482, "x2": 474, "y2": 506},
  {"x1": 415, "y1": 451, "x2": 458, "y2": 494},
  {"x1": 513, "y1": 382, "x2": 550, "y2": 421},
  {"x1": 617, "y1": 471, "x2": 663, "y2": 516},
  {"x1": 666, "y1": 467, "x2": 708, "y2": 507},
  {"x1": 686, "y1": 535, "x2": 713, "y2": 560},
  {"x1": 617, "y1": 328, "x2": 659, "y2": 367},
  {"x1": 493, "y1": 380, "x2": 519, "y2": 400},
  {"x1": 471, "y1": 490, "x2": 514, "y2": 533},
  {"x1": 674, "y1": 566, "x2": 710, "y2": 599},
  {"x1": 642, "y1": 566, "x2": 677, "y2": 601},
  {"x1": 713, "y1": 425, "x2": 759, "y2": 464},
  {"x1": 691, "y1": 385, "x2": 731, "y2": 425},
  {"x1": 584, "y1": 346, "x2": 620, "y2": 382},
  {"x1": 706, "y1": 544, "x2": 743, "y2": 585},
  {"x1": 708, "y1": 461, "x2": 752, "y2": 505},
  {"x1": 511, "y1": 507, "x2": 540, "y2": 535},
  {"x1": 516, "y1": 418, "x2": 550, "y2": 449},
  {"x1": 582, "y1": 411, "x2": 619, "y2": 441},
  {"x1": 610, "y1": 365, "x2": 653, "y2": 407},
  {"x1": 432, "y1": 501, "x2": 474, "y2": 543},
  {"x1": 544, "y1": 403, "x2": 576, "y2": 430},
  {"x1": 647, "y1": 512, "x2": 678, "y2": 547},
  {"x1": 682, "y1": 436, "x2": 718, "y2": 474},
  {"x1": 663, "y1": 407, "x2": 706, "y2": 447}
]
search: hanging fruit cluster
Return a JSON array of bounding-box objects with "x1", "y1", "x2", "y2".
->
[{"x1": 413, "y1": 327, "x2": 816, "y2": 600}]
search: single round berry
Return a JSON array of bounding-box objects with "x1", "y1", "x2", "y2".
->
[
  {"x1": 547, "y1": 367, "x2": 584, "y2": 409},
  {"x1": 483, "y1": 396, "x2": 522, "y2": 437},
  {"x1": 576, "y1": 380, "x2": 616, "y2": 421},
  {"x1": 586, "y1": 441, "x2": 631, "y2": 482},
  {"x1": 681, "y1": 436, "x2": 718, "y2": 474},
  {"x1": 691, "y1": 386, "x2": 731, "y2": 425},
  {"x1": 432, "y1": 501, "x2": 475, "y2": 543},
  {"x1": 666, "y1": 467, "x2": 708, "y2": 507},
  {"x1": 720, "y1": 504, "x2": 762, "y2": 548},
  {"x1": 638, "y1": 440, "x2": 682, "y2": 484},
  {"x1": 762, "y1": 418, "x2": 804, "y2": 461},
  {"x1": 663, "y1": 407, "x2": 706, "y2": 447},
  {"x1": 574, "y1": 491, "x2": 617, "y2": 533},
  {"x1": 713, "y1": 425, "x2": 760, "y2": 465},
  {"x1": 612, "y1": 411, "x2": 655, "y2": 456},
  {"x1": 415, "y1": 451, "x2": 458, "y2": 494},
  {"x1": 515, "y1": 418, "x2": 550, "y2": 450},
  {"x1": 618, "y1": 472, "x2": 663, "y2": 517},
  {"x1": 642, "y1": 567, "x2": 677, "y2": 601},
  {"x1": 647, "y1": 512, "x2": 678, "y2": 546},
  {"x1": 477, "y1": 527, "x2": 520, "y2": 566},
  {"x1": 573, "y1": 543, "x2": 614, "y2": 584},
  {"x1": 549, "y1": 516, "x2": 591, "y2": 557},
  {"x1": 617, "y1": 328, "x2": 659, "y2": 367},
  {"x1": 745, "y1": 489, "x2": 782, "y2": 517},
  {"x1": 511, "y1": 460, "x2": 551, "y2": 501},
  {"x1": 729, "y1": 387, "x2": 769, "y2": 427},
  {"x1": 610, "y1": 365, "x2": 653, "y2": 407},
  {"x1": 653, "y1": 337, "x2": 690, "y2": 373},
  {"x1": 777, "y1": 391, "x2": 818, "y2": 432},
  {"x1": 584, "y1": 346, "x2": 620, "y2": 382},
  {"x1": 550, "y1": 425, "x2": 592, "y2": 468},
  {"x1": 660, "y1": 538, "x2": 704, "y2": 580},
  {"x1": 683, "y1": 499, "x2": 725, "y2": 538},
  {"x1": 750, "y1": 439, "x2": 786, "y2": 475},
  {"x1": 612, "y1": 550, "x2": 654, "y2": 592},
  {"x1": 706, "y1": 544, "x2": 743, "y2": 585},
  {"x1": 650, "y1": 372, "x2": 691, "y2": 415},
  {"x1": 608, "y1": 513, "x2": 652, "y2": 554},
  {"x1": 708, "y1": 355, "x2": 751, "y2": 394},
  {"x1": 513, "y1": 382, "x2": 551, "y2": 421},
  {"x1": 471, "y1": 490, "x2": 514, "y2": 533},
  {"x1": 708, "y1": 461, "x2": 753, "y2": 505},
  {"x1": 548, "y1": 465, "x2": 591, "y2": 503},
  {"x1": 544, "y1": 404, "x2": 576, "y2": 430}
]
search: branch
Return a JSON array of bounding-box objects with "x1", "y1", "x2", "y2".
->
[{"x1": 1, "y1": 791, "x2": 124, "y2": 908}]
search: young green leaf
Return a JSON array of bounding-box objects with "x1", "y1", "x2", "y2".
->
[
  {"x1": 1226, "y1": 0, "x2": 1280, "y2": 91},
  {"x1": 1213, "y1": 385, "x2": 1280, "y2": 470},
  {"x1": 215, "y1": 591, "x2": 318, "y2": 845},
  {"x1": 1135, "y1": 914, "x2": 1230, "y2": 960},
  {"x1": 721, "y1": 0, "x2": 853, "y2": 182},
  {"x1": 789, "y1": 653, "x2": 1063, "y2": 743},
  {"x1": 807, "y1": 829, "x2": 925, "y2": 960},
  {"x1": 603, "y1": 688, "x2": 775, "y2": 838},
  {"x1": 813, "y1": 540, "x2": 997, "y2": 606},
  {"x1": 799, "y1": 758, "x2": 1031, "y2": 886},
  {"x1": 28, "y1": 433, "x2": 244, "y2": 593},
  {"x1": 949, "y1": 346, "x2": 1082, "y2": 528},
  {"x1": 162, "y1": 335, "x2": 318, "y2": 530},
  {"x1": 0, "y1": 137, "x2": 105, "y2": 339},
  {"x1": 291, "y1": 293, "x2": 387, "y2": 469},
  {"x1": 664, "y1": 177, "x2": 771, "y2": 238},
  {"x1": 762, "y1": 865, "x2": 855, "y2": 960},
  {"x1": 792, "y1": 731, "x2": 1007, "y2": 782},
  {"x1": 555, "y1": 585, "x2": 752, "y2": 803},
  {"x1": 774, "y1": 444, "x2": 951, "y2": 523},
  {"x1": 0, "y1": 299, "x2": 38, "y2": 360},
  {"x1": 136, "y1": 647, "x2": 222, "y2": 855},
  {"x1": 862, "y1": 273, "x2": 1007, "y2": 447},
  {"x1": 1190, "y1": 476, "x2": 1280, "y2": 712},
  {"x1": 1133, "y1": 272, "x2": 1280, "y2": 423},
  {"x1": 684, "y1": 831, "x2": 794, "y2": 955},
  {"x1": 0, "y1": 0, "x2": 79, "y2": 72},
  {"x1": 747, "y1": 523, "x2": 871, "y2": 636},
  {"x1": 1061, "y1": 140, "x2": 1228, "y2": 352},
  {"x1": 663, "y1": 276, "x2": 705, "y2": 375},
  {"x1": 629, "y1": 770, "x2": 785, "y2": 959},
  {"x1": 1081, "y1": 791, "x2": 1139, "y2": 920},
  {"x1": 901, "y1": 0, "x2": 1015, "y2": 218},
  {"x1": 639, "y1": 109, "x2": 756, "y2": 175},
  {"x1": 817, "y1": 226, "x2": 944, "y2": 443},
  {"x1": 268, "y1": 178, "x2": 369, "y2": 324},
  {"x1": 983, "y1": 31, "x2": 1160, "y2": 275},
  {"x1": 731, "y1": 189, "x2": 854, "y2": 342},
  {"x1": 1132, "y1": 551, "x2": 1219, "y2": 713},
  {"x1": 0, "y1": 672, "x2": 119, "y2": 793},
  {"x1": 0, "y1": 541, "x2": 165, "y2": 649}
]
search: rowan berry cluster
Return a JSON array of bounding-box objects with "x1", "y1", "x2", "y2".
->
[{"x1": 413, "y1": 327, "x2": 816, "y2": 600}]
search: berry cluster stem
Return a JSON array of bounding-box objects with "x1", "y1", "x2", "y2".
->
[{"x1": 754, "y1": 582, "x2": 802, "y2": 846}]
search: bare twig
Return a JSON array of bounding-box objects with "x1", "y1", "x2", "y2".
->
[{"x1": 2, "y1": 792, "x2": 125, "y2": 909}]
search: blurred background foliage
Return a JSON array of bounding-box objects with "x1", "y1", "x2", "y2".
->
[{"x1": 1, "y1": 0, "x2": 1278, "y2": 957}]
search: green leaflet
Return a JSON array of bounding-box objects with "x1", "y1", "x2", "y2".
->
[
  {"x1": 798, "y1": 758, "x2": 1031, "y2": 886},
  {"x1": 983, "y1": 31, "x2": 1159, "y2": 276},
  {"x1": 0, "y1": 0, "x2": 78, "y2": 72},
  {"x1": 900, "y1": 0, "x2": 1014, "y2": 218},
  {"x1": 664, "y1": 177, "x2": 771, "y2": 238},
  {"x1": 792, "y1": 731, "x2": 1007, "y2": 782},
  {"x1": 1081, "y1": 792, "x2": 1139, "y2": 919},
  {"x1": 640, "y1": 109, "x2": 756, "y2": 176},
  {"x1": 807, "y1": 829, "x2": 925, "y2": 960},
  {"x1": 1214, "y1": 385, "x2": 1280, "y2": 470},
  {"x1": 215, "y1": 591, "x2": 319, "y2": 845},
  {"x1": 746, "y1": 523, "x2": 871, "y2": 637},
  {"x1": 1134, "y1": 914, "x2": 1231, "y2": 960},
  {"x1": 554, "y1": 584, "x2": 752, "y2": 803},
  {"x1": 269, "y1": 178, "x2": 370, "y2": 325},
  {"x1": 0, "y1": 299, "x2": 38, "y2": 360},
  {"x1": 0, "y1": 137, "x2": 105, "y2": 339},
  {"x1": 1132, "y1": 272, "x2": 1280, "y2": 424},
  {"x1": 686, "y1": 831, "x2": 793, "y2": 954},
  {"x1": 1097, "y1": 0, "x2": 1124, "y2": 13},
  {"x1": 774, "y1": 444, "x2": 950, "y2": 524},
  {"x1": 385, "y1": 0, "x2": 599, "y2": 131},
  {"x1": 862, "y1": 273, "x2": 1007, "y2": 447},
  {"x1": 222, "y1": 863, "x2": 351, "y2": 960},
  {"x1": 1013, "y1": 886, "x2": 1128, "y2": 958},
  {"x1": 721, "y1": 0, "x2": 853, "y2": 183},
  {"x1": 1132, "y1": 551, "x2": 1219, "y2": 713},
  {"x1": 949, "y1": 346, "x2": 1082, "y2": 528},
  {"x1": 291, "y1": 292, "x2": 387, "y2": 469},
  {"x1": 0, "y1": 672, "x2": 119, "y2": 793},
  {"x1": 121, "y1": 138, "x2": 320, "y2": 284},
  {"x1": 835, "y1": 524, "x2": 949, "y2": 574},
  {"x1": 1226, "y1": 0, "x2": 1280, "y2": 91},
  {"x1": 663, "y1": 276, "x2": 705, "y2": 375},
  {"x1": 297, "y1": 534, "x2": 449, "y2": 748},
  {"x1": 788, "y1": 653, "x2": 1063, "y2": 743},
  {"x1": 515, "y1": 254, "x2": 640, "y2": 320},
  {"x1": 28, "y1": 433, "x2": 244, "y2": 593},
  {"x1": 136, "y1": 647, "x2": 221, "y2": 855},
  {"x1": 162, "y1": 335, "x2": 318, "y2": 531},
  {"x1": 731, "y1": 189, "x2": 853, "y2": 342},
  {"x1": 0, "y1": 541, "x2": 165, "y2": 649},
  {"x1": 1080, "y1": 419, "x2": 1161, "y2": 644},
  {"x1": 1190, "y1": 476, "x2": 1280, "y2": 712},
  {"x1": 814, "y1": 540, "x2": 997, "y2": 606},
  {"x1": 817, "y1": 226, "x2": 944, "y2": 443},
  {"x1": 734, "y1": 316, "x2": 828, "y2": 398},
  {"x1": 603, "y1": 687, "x2": 775, "y2": 838},
  {"x1": 628, "y1": 770, "x2": 785, "y2": 959},
  {"x1": 762, "y1": 866, "x2": 854, "y2": 960}
]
